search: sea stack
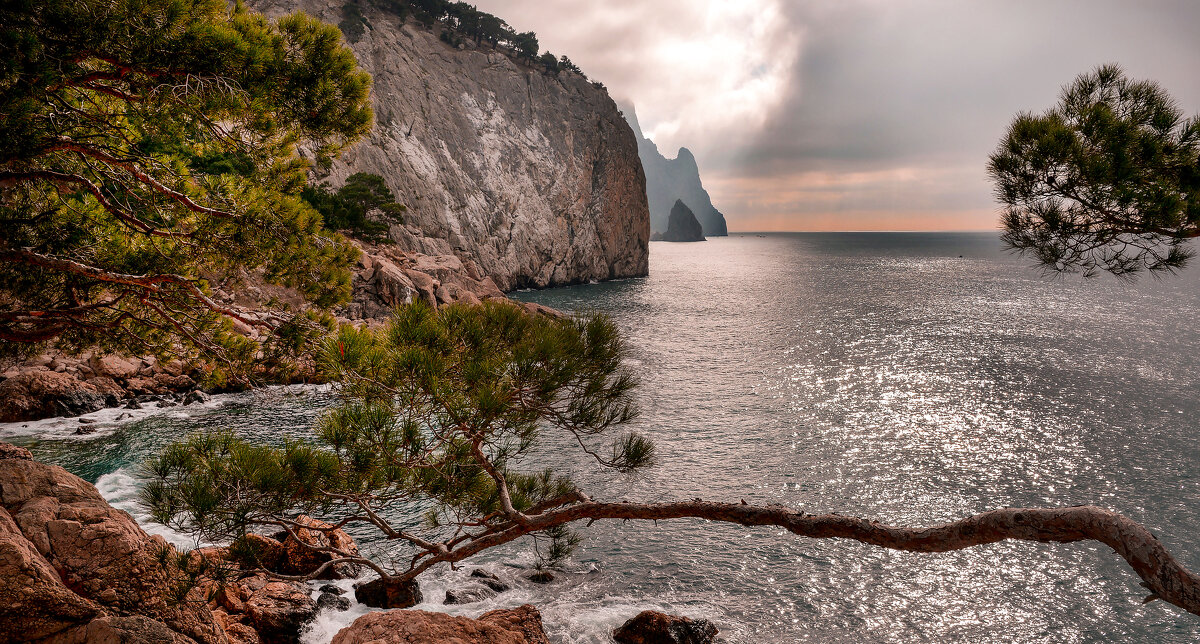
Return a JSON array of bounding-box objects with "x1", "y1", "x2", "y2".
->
[{"x1": 653, "y1": 200, "x2": 706, "y2": 242}]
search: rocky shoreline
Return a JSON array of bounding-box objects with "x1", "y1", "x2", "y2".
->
[
  {"x1": 0, "y1": 241, "x2": 563, "y2": 426},
  {"x1": 0, "y1": 443, "x2": 716, "y2": 644}
]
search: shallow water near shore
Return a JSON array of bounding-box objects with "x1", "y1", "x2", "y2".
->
[{"x1": 6, "y1": 232, "x2": 1200, "y2": 642}]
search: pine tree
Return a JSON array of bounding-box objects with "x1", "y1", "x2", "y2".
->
[
  {"x1": 0, "y1": 0, "x2": 373, "y2": 378},
  {"x1": 144, "y1": 302, "x2": 1200, "y2": 615},
  {"x1": 989, "y1": 65, "x2": 1200, "y2": 278}
]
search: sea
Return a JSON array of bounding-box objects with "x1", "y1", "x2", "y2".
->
[{"x1": 4, "y1": 232, "x2": 1200, "y2": 643}]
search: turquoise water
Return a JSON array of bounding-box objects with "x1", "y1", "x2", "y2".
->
[{"x1": 6, "y1": 232, "x2": 1200, "y2": 642}]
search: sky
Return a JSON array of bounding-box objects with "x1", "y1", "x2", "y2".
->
[{"x1": 472, "y1": 0, "x2": 1200, "y2": 232}]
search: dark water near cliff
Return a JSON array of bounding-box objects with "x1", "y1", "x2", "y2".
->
[{"x1": 7, "y1": 232, "x2": 1200, "y2": 642}]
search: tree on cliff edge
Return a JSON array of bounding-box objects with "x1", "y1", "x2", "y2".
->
[
  {"x1": 990, "y1": 65, "x2": 1200, "y2": 278},
  {"x1": 0, "y1": 0, "x2": 372, "y2": 379},
  {"x1": 145, "y1": 301, "x2": 1200, "y2": 616}
]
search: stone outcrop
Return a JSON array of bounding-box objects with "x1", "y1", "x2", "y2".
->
[
  {"x1": 354, "y1": 577, "x2": 422, "y2": 609},
  {"x1": 612, "y1": 610, "x2": 719, "y2": 644},
  {"x1": 270, "y1": 515, "x2": 362, "y2": 580},
  {"x1": 0, "y1": 354, "x2": 200, "y2": 424},
  {"x1": 0, "y1": 443, "x2": 225, "y2": 644},
  {"x1": 249, "y1": 0, "x2": 650, "y2": 291},
  {"x1": 623, "y1": 105, "x2": 728, "y2": 237},
  {"x1": 0, "y1": 442, "x2": 347, "y2": 644},
  {"x1": 331, "y1": 605, "x2": 550, "y2": 644},
  {"x1": 652, "y1": 201, "x2": 706, "y2": 243}
]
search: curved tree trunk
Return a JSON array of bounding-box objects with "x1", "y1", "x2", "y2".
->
[{"x1": 401, "y1": 502, "x2": 1200, "y2": 616}]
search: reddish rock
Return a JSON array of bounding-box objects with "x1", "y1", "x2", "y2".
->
[
  {"x1": 276, "y1": 515, "x2": 361, "y2": 580},
  {"x1": 0, "y1": 371, "x2": 110, "y2": 422},
  {"x1": 331, "y1": 605, "x2": 550, "y2": 644},
  {"x1": 0, "y1": 506, "x2": 102, "y2": 643},
  {"x1": 88, "y1": 355, "x2": 140, "y2": 380},
  {"x1": 0, "y1": 443, "x2": 225, "y2": 644},
  {"x1": 241, "y1": 576, "x2": 318, "y2": 644},
  {"x1": 612, "y1": 611, "x2": 718, "y2": 644}
]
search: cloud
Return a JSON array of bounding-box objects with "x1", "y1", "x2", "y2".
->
[{"x1": 473, "y1": 0, "x2": 1200, "y2": 231}]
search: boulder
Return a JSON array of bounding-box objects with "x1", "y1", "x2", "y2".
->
[
  {"x1": 0, "y1": 443, "x2": 225, "y2": 644},
  {"x1": 275, "y1": 515, "x2": 361, "y2": 580},
  {"x1": 372, "y1": 260, "x2": 417, "y2": 308},
  {"x1": 88, "y1": 355, "x2": 140, "y2": 380},
  {"x1": 0, "y1": 371, "x2": 107, "y2": 422},
  {"x1": 470, "y1": 568, "x2": 510, "y2": 592},
  {"x1": 402, "y1": 269, "x2": 439, "y2": 310},
  {"x1": 331, "y1": 605, "x2": 549, "y2": 644},
  {"x1": 526, "y1": 571, "x2": 554, "y2": 584},
  {"x1": 612, "y1": 611, "x2": 718, "y2": 644},
  {"x1": 55, "y1": 614, "x2": 196, "y2": 644},
  {"x1": 317, "y1": 591, "x2": 351, "y2": 612},
  {"x1": 443, "y1": 584, "x2": 497, "y2": 605},
  {"x1": 0, "y1": 505, "x2": 102, "y2": 643},
  {"x1": 353, "y1": 577, "x2": 422, "y2": 609},
  {"x1": 241, "y1": 576, "x2": 318, "y2": 644}
]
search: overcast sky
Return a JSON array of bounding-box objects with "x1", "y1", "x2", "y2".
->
[{"x1": 473, "y1": 0, "x2": 1200, "y2": 231}]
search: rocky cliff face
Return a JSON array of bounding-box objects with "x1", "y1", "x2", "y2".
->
[
  {"x1": 623, "y1": 106, "x2": 728, "y2": 237},
  {"x1": 249, "y1": 0, "x2": 650, "y2": 291}
]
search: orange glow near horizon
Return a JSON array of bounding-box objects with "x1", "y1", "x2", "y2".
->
[{"x1": 706, "y1": 165, "x2": 1001, "y2": 233}]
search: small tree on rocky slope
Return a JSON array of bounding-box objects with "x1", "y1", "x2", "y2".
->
[
  {"x1": 0, "y1": 0, "x2": 372, "y2": 378},
  {"x1": 145, "y1": 301, "x2": 1200, "y2": 616}
]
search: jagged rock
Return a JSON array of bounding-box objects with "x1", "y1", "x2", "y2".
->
[
  {"x1": 0, "y1": 371, "x2": 107, "y2": 422},
  {"x1": 241, "y1": 576, "x2": 318, "y2": 644},
  {"x1": 317, "y1": 591, "x2": 351, "y2": 612},
  {"x1": 353, "y1": 577, "x2": 422, "y2": 609},
  {"x1": 331, "y1": 605, "x2": 550, "y2": 644},
  {"x1": 0, "y1": 505, "x2": 102, "y2": 642},
  {"x1": 0, "y1": 443, "x2": 32, "y2": 460},
  {"x1": 275, "y1": 515, "x2": 361, "y2": 580},
  {"x1": 318, "y1": 584, "x2": 344, "y2": 596},
  {"x1": 154, "y1": 373, "x2": 196, "y2": 391},
  {"x1": 182, "y1": 390, "x2": 210, "y2": 406},
  {"x1": 56, "y1": 614, "x2": 196, "y2": 644},
  {"x1": 612, "y1": 611, "x2": 718, "y2": 644},
  {"x1": 624, "y1": 105, "x2": 728, "y2": 237},
  {"x1": 470, "y1": 568, "x2": 510, "y2": 592},
  {"x1": 656, "y1": 201, "x2": 706, "y2": 243},
  {"x1": 249, "y1": 0, "x2": 650, "y2": 291},
  {"x1": 0, "y1": 442, "x2": 225, "y2": 644},
  {"x1": 88, "y1": 355, "x2": 141, "y2": 380},
  {"x1": 372, "y1": 260, "x2": 416, "y2": 308},
  {"x1": 444, "y1": 585, "x2": 497, "y2": 605}
]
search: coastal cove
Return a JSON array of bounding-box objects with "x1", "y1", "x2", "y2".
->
[{"x1": 4, "y1": 232, "x2": 1200, "y2": 642}]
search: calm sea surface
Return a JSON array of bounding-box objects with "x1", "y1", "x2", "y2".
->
[{"x1": 6, "y1": 232, "x2": 1200, "y2": 642}]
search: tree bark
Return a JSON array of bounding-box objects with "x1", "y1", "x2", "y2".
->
[{"x1": 403, "y1": 501, "x2": 1200, "y2": 616}]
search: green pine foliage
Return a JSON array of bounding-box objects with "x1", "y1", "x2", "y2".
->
[
  {"x1": 300, "y1": 173, "x2": 406, "y2": 243},
  {"x1": 143, "y1": 301, "x2": 655, "y2": 571},
  {"x1": 989, "y1": 65, "x2": 1200, "y2": 277},
  {"x1": 0, "y1": 0, "x2": 373, "y2": 376},
  {"x1": 346, "y1": 0, "x2": 587, "y2": 78}
]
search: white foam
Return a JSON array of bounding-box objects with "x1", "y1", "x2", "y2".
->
[
  {"x1": 0, "y1": 383, "x2": 332, "y2": 441},
  {"x1": 95, "y1": 467, "x2": 212, "y2": 551}
]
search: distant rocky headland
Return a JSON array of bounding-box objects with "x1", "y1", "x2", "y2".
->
[{"x1": 623, "y1": 105, "x2": 728, "y2": 238}]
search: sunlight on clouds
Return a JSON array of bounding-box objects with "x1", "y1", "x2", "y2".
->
[
  {"x1": 472, "y1": 0, "x2": 799, "y2": 160},
  {"x1": 638, "y1": 0, "x2": 799, "y2": 154}
]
